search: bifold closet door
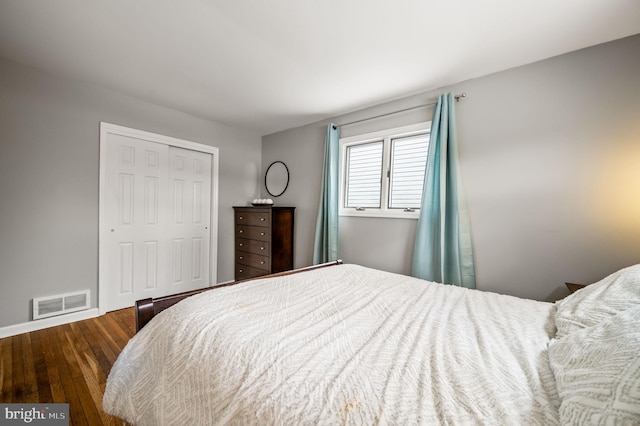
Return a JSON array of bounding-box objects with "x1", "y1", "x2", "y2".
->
[
  {"x1": 103, "y1": 138, "x2": 212, "y2": 312},
  {"x1": 167, "y1": 147, "x2": 212, "y2": 294},
  {"x1": 103, "y1": 135, "x2": 170, "y2": 311}
]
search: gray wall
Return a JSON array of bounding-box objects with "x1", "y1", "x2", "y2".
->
[
  {"x1": 262, "y1": 34, "x2": 640, "y2": 302},
  {"x1": 0, "y1": 58, "x2": 262, "y2": 327}
]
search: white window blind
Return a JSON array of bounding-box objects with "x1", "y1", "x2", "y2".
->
[
  {"x1": 389, "y1": 133, "x2": 429, "y2": 209},
  {"x1": 339, "y1": 122, "x2": 430, "y2": 219},
  {"x1": 345, "y1": 141, "x2": 383, "y2": 208}
]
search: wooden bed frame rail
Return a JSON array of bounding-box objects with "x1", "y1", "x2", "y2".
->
[{"x1": 135, "y1": 260, "x2": 343, "y2": 332}]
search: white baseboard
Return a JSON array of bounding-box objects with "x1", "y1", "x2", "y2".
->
[{"x1": 0, "y1": 308, "x2": 100, "y2": 339}]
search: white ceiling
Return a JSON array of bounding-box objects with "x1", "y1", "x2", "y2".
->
[{"x1": 1, "y1": 1, "x2": 639, "y2": 135}]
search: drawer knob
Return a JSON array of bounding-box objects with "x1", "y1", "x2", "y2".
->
[
  {"x1": 239, "y1": 269, "x2": 243, "y2": 273},
  {"x1": 239, "y1": 243, "x2": 244, "y2": 247},
  {"x1": 239, "y1": 216, "x2": 244, "y2": 220},
  {"x1": 239, "y1": 230, "x2": 243, "y2": 233},
  {"x1": 260, "y1": 247, "x2": 264, "y2": 250},
  {"x1": 260, "y1": 218, "x2": 265, "y2": 221},
  {"x1": 260, "y1": 232, "x2": 265, "y2": 236},
  {"x1": 239, "y1": 256, "x2": 244, "y2": 260},
  {"x1": 260, "y1": 261, "x2": 265, "y2": 265}
]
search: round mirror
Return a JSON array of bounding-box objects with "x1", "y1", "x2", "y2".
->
[{"x1": 265, "y1": 161, "x2": 289, "y2": 197}]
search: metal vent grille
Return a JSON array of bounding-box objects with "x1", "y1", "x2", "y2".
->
[{"x1": 33, "y1": 290, "x2": 90, "y2": 320}]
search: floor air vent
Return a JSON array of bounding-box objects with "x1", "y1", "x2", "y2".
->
[{"x1": 33, "y1": 290, "x2": 90, "y2": 320}]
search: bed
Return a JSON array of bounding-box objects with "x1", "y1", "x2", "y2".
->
[{"x1": 103, "y1": 261, "x2": 640, "y2": 425}]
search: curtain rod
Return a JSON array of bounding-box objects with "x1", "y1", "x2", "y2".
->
[{"x1": 333, "y1": 93, "x2": 466, "y2": 129}]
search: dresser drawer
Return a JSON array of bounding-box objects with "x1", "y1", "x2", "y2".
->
[
  {"x1": 236, "y1": 264, "x2": 269, "y2": 280},
  {"x1": 236, "y1": 251, "x2": 269, "y2": 269},
  {"x1": 237, "y1": 238, "x2": 269, "y2": 255},
  {"x1": 235, "y1": 211, "x2": 270, "y2": 227},
  {"x1": 236, "y1": 225, "x2": 270, "y2": 241}
]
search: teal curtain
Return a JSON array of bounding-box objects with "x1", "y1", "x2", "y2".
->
[
  {"x1": 411, "y1": 93, "x2": 476, "y2": 288},
  {"x1": 313, "y1": 124, "x2": 340, "y2": 264}
]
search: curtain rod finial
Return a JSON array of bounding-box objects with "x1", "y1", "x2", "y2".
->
[{"x1": 454, "y1": 93, "x2": 467, "y2": 102}]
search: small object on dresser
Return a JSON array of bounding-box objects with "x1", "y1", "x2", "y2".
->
[
  {"x1": 565, "y1": 282, "x2": 587, "y2": 294},
  {"x1": 252, "y1": 198, "x2": 274, "y2": 206}
]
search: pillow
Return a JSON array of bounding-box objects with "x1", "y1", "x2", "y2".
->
[
  {"x1": 548, "y1": 304, "x2": 640, "y2": 425},
  {"x1": 554, "y1": 264, "x2": 640, "y2": 338}
]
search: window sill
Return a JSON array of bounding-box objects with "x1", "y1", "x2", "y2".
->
[{"x1": 339, "y1": 210, "x2": 420, "y2": 220}]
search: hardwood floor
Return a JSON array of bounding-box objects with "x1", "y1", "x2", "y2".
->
[{"x1": 0, "y1": 308, "x2": 135, "y2": 425}]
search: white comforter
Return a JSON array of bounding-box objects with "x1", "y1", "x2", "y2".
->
[{"x1": 104, "y1": 264, "x2": 560, "y2": 425}]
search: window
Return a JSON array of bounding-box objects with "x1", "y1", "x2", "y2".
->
[
  {"x1": 340, "y1": 122, "x2": 430, "y2": 219},
  {"x1": 345, "y1": 141, "x2": 383, "y2": 208}
]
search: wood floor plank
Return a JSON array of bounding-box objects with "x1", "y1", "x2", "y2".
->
[
  {"x1": 30, "y1": 329, "x2": 53, "y2": 403},
  {"x1": 11, "y1": 334, "x2": 26, "y2": 401},
  {"x1": 49, "y1": 324, "x2": 88, "y2": 425},
  {"x1": 0, "y1": 308, "x2": 135, "y2": 426},
  {"x1": 75, "y1": 320, "x2": 116, "y2": 381},
  {"x1": 20, "y1": 333, "x2": 39, "y2": 401},
  {"x1": 74, "y1": 345, "x2": 120, "y2": 426},
  {"x1": 59, "y1": 324, "x2": 102, "y2": 425},
  {"x1": 39, "y1": 327, "x2": 67, "y2": 403},
  {"x1": 112, "y1": 308, "x2": 136, "y2": 337},
  {"x1": 68, "y1": 322, "x2": 109, "y2": 389},
  {"x1": 54, "y1": 325, "x2": 83, "y2": 383},
  {"x1": 84, "y1": 317, "x2": 120, "y2": 363},
  {"x1": 57, "y1": 324, "x2": 99, "y2": 425},
  {"x1": 100, "y1": 314, "x2": 131, "y2": 349},
  {"x1": 0, "y1": 336, "x2": 12, "y2": 402}
]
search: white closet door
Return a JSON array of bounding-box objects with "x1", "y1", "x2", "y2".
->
[
  {"x1": 168, "y1": 147, "x2": 212, "y2": 294},
  {"x1": 103, "y1": 134, "x2": 169, "y2": 311}
]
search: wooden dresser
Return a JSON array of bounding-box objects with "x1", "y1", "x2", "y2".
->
[
  {"x1": 565, "y1": 282, "x2": 587, "y2": 294},
  {"x1": 233, "y1": 206, "x2": 295, "y2": 280}
]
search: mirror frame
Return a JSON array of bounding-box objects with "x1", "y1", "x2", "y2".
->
[{"x1": 265, "y1": 161, "x2": 290, "y2": 197}]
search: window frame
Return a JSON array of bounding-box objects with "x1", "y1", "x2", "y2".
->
[{"x1": 339, "y1": 122, "x2": 431, "y2": 219}]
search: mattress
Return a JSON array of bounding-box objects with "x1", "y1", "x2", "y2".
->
[{"x1": 103, "y1": 264, "x2": 560, "y2": 425}]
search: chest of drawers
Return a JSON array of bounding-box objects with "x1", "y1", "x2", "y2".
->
[
  {"x1": 233, "y1": 206, "x2": 295, "y2": 280},
  {"x1": 565, "y1": 282, "x2": 587, "y2": 294}
]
